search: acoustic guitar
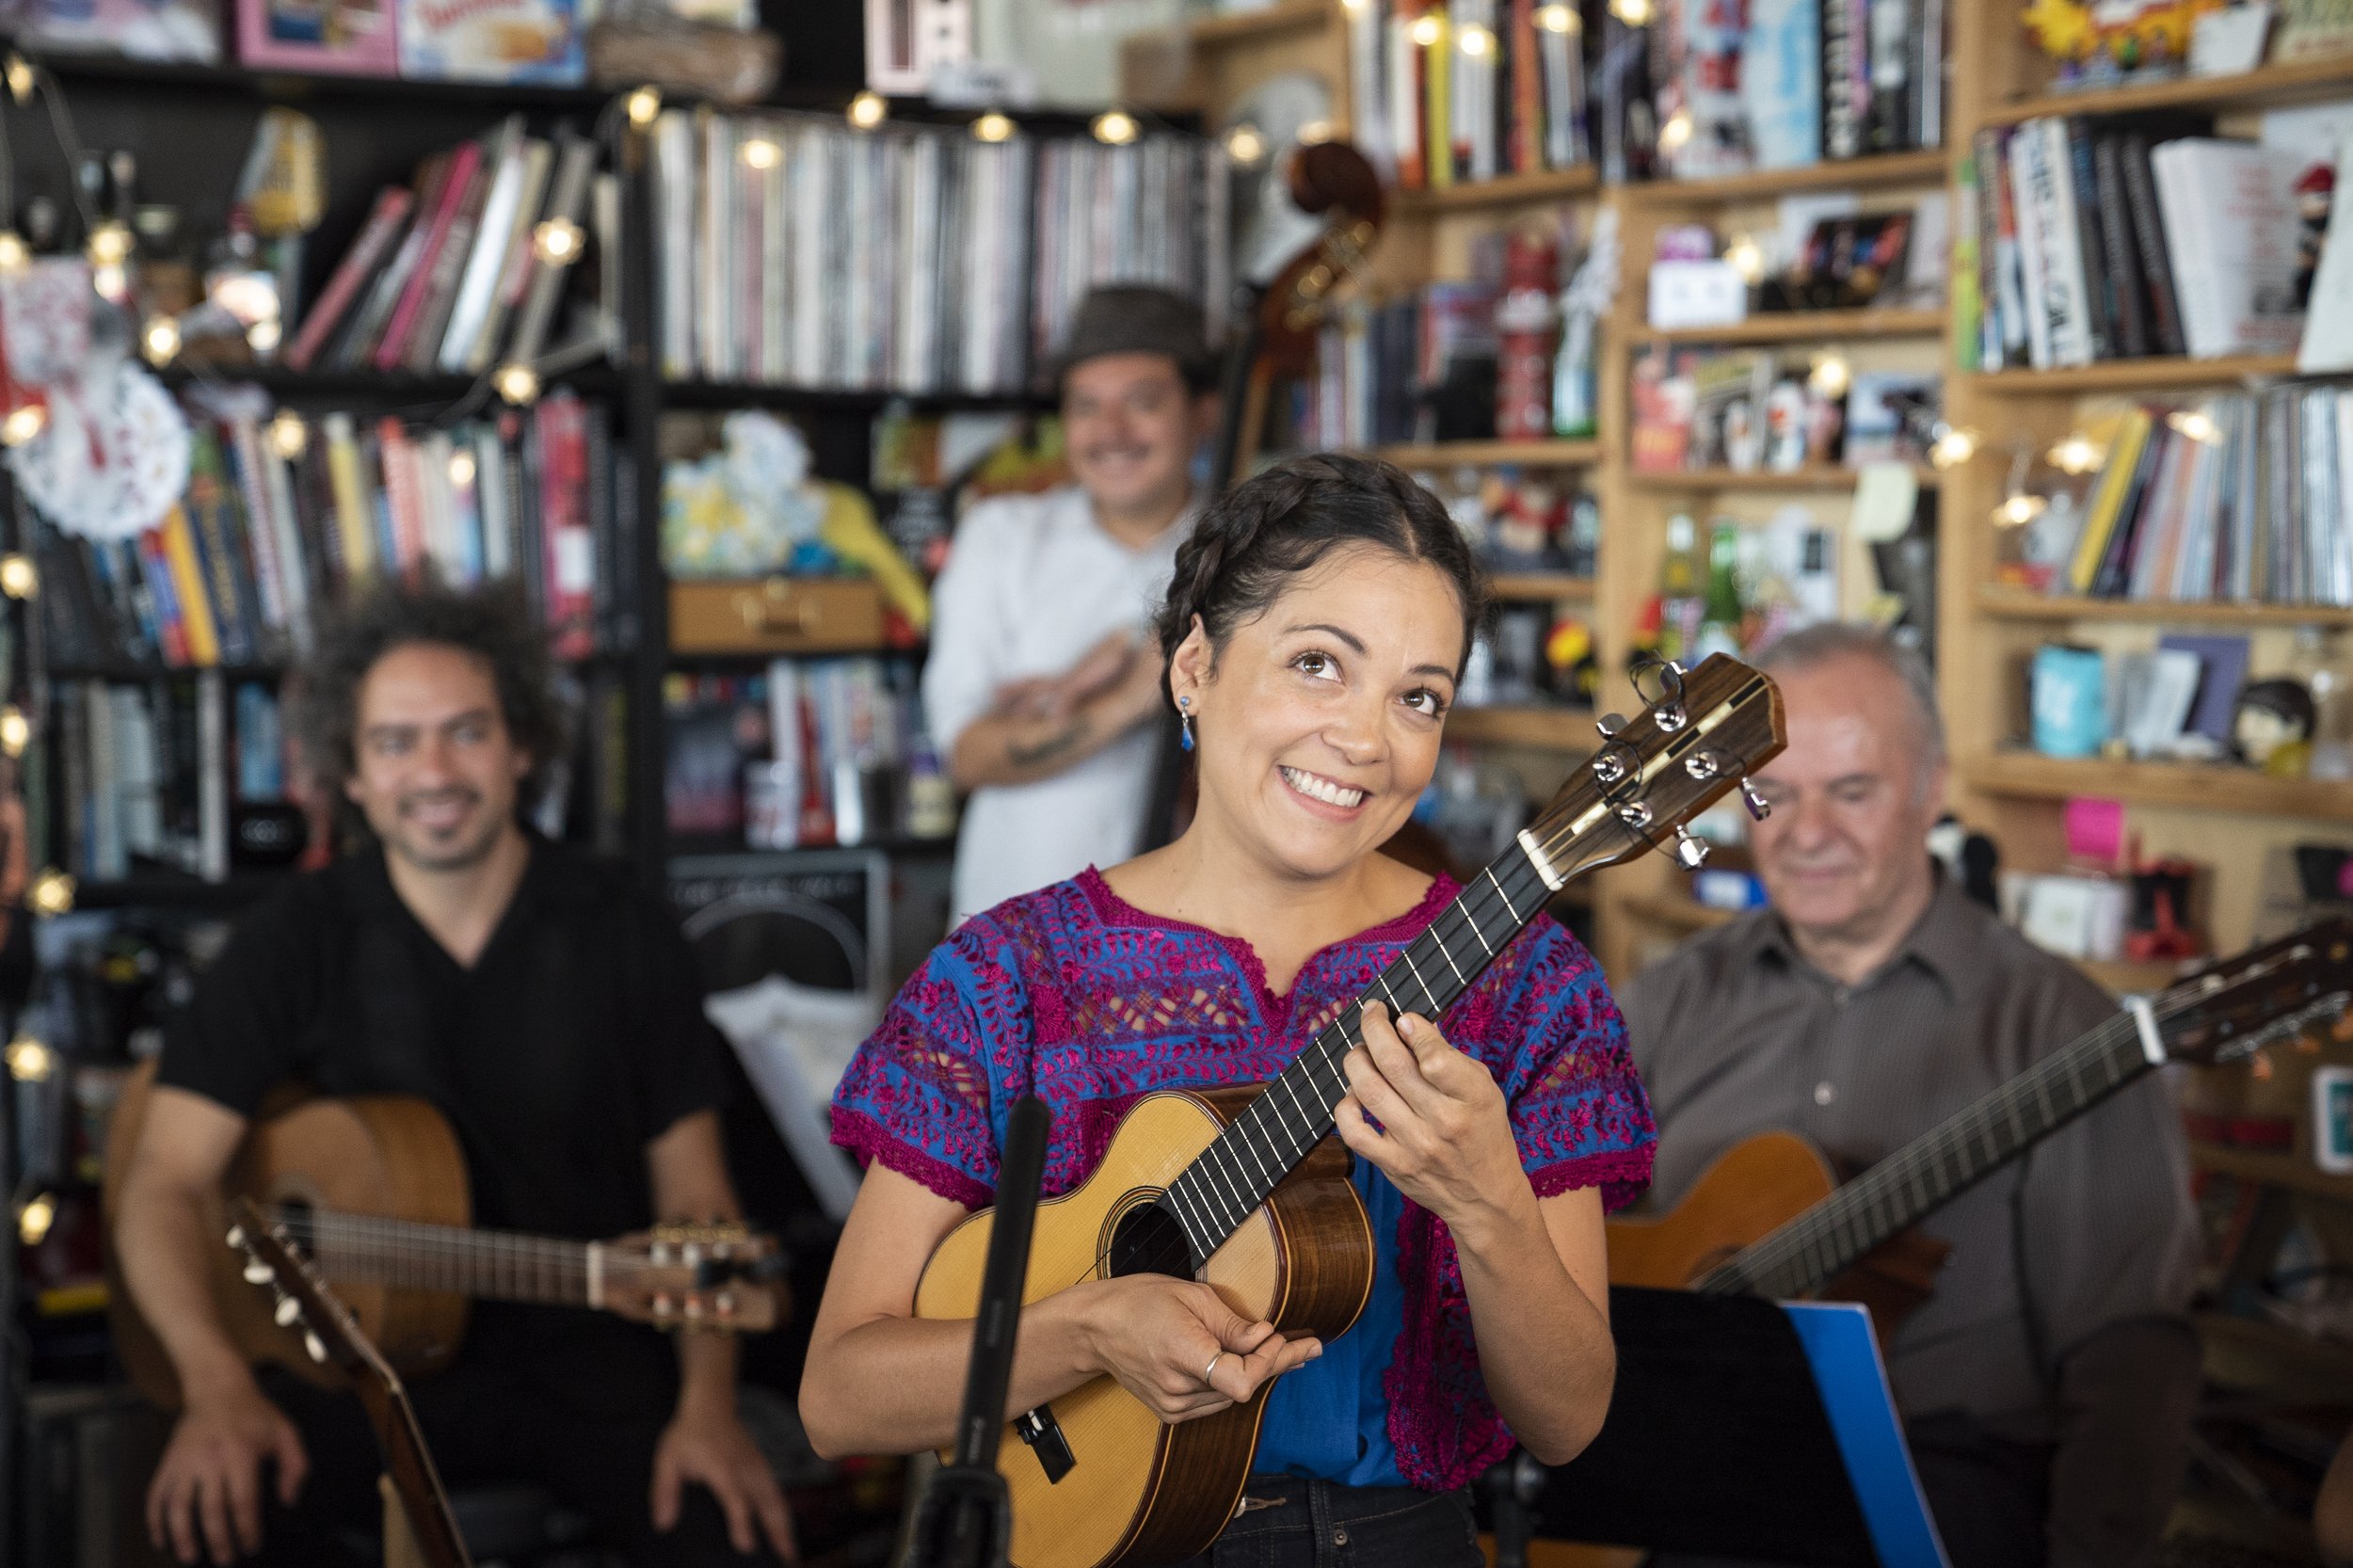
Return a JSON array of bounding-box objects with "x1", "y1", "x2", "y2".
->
[
  {"x1": 104, "y1": 1063, "x2": 784, "y2": 1408},
  {"x1": 916, "y1": 653, "x2": 1788, "y2": 1568},
  {"x1": 1609, "y1": 919, "x2": 2353, "y2": 1325},
  {"x1": 228, "y1": 1195, "x2": 473, "y2": 1568}
]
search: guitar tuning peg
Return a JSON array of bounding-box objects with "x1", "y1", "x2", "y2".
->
[
  {"x1": 303, "y1": 1332, "x2": 328, "y2": 1365},
  {"x1": 243, "y1": 1260, "x2": 274, "y2": 1286},
  {"x1": 225, "y1": 1225, "x2": 246, "y2": 1250},
  {"x1": 1740, "y1": 778, "x2": 1771, "y2": 821},
  {"x1": 274, "y1": 1295, "x2": 304, "y2": 1328},
  {"x1": 1672, "y1": 826, "x2": 1709, "y2": 871},
  {"x1": 1595, "y1": 712, "x2": 1627, "y2": 738}
]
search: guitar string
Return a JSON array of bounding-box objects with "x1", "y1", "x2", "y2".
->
[
  {"x1": 1708, "y1": 992, "x2": 2199, "y2": 1296},
  {"x1": 280, "y1": 1210, "x2": 740, "y2": 1300}
]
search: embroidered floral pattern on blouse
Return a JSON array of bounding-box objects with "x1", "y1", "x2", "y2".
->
[{"x1": 829, "y1": 869, "x2": 1657, "y2": 1491}]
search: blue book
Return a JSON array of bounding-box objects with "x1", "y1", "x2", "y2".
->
[{"x1": 1744, "y1": 0, "x2": 1823, "y2": 171}]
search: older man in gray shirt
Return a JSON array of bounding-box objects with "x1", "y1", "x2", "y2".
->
[{"x1": 1621, "y1": 625, "x2": 2200, "y2": 1568}]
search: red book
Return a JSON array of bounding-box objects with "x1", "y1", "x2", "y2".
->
[
  {"x1": 374, "y1": 137, "x2": 483, "y2": 372},
  {"x1": 136, "y1": 527, "x2": 190, "y2": 667},
  {"x1": 286, "y1": 185, "x2": 415, "y2": 373},
  {"x1": 535, "y1": 393, "x2": 595, "y2": 661},
  {"x1": 376, "y1": 418, "x2": 428, "y2": 575},
  {"x1": 1509, "y1": 0, "x2": 1543, "y2": 174}
]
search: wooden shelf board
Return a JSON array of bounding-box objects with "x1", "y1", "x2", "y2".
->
[
  {"x1": 1976, "y1": 590, "x2": 2353, "y2": 629},
  {"x1": 1183, "y1": 0, "x2": 1332, "y2": 44},
  {"x1": 1634, "y1": 308, "x2": 1946, "y2": 345},
  {"x1": 1489, "y1": 572, "x2": 1596, "y2": 601},
  {"x1": 1619, "y1": 892, "x2": 1741, "y2": 931},
  {"x1": 1982, "y1": 55, "x2": 2353, "y2": 129},
  {"x1": 1625, "y1": 465, "x2": 1923, "y2": 492},
  {"x1": 1374, "y1": 439, "x2": 1603, "y2": 467},
  {"x1": 1961, "y1": 752, "x2": 2353, "y2": 823},
  {"x1": 2197, "y1": 1311, "x2": 2353, "y2": 1390},
  {"x1": 1962, "y1": 354, "x2": 2301, "y2": 393},
  {"x1": 2077, "y1": 957, "x2": 2190, "y2": 995},
  {"x1": 2192, "y1": 1141, "x2": 2353, "y2": 1203},
  {"x1": 1625, "y1": 149, "x2": 1951, "y2": 205},
  {"x1": 1446, "y1": 706, "x2": 1595, "y2": 749},
  {"x1": 1395, "y1": 166, "x2": 1601, "y2": 213}
]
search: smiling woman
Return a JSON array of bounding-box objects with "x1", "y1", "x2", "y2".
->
[{"x1": 803, "y1": 454, "x2": 1657, "y2": 1568}]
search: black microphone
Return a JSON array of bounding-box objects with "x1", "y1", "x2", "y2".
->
[{"x1": 904, "y1": 1094, "x2": 1052, "y2": 1568}]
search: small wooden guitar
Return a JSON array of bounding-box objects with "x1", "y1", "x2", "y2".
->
[
  {"x1": 227, "y1": 1196, "x2": 473, "y2": 1568},
  {"x1": 104, "y1": 1064, "x2": 783, "y2": 1408},
  {"x1": 917, "y1": 654, "x2": 1788, "y2": 1568},
  {"x1": 1609, "y1": 919, "x2": 2353, "y2": 1322}
]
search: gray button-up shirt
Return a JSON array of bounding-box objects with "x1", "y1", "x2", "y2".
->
[{"x1": 1620, "y1": 873, "x2": 2198, "y2": 1442}]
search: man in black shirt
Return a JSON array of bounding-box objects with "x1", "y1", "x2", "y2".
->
[{"x1": 115, "y1": 581, "x2": 793, "y2": 1566}]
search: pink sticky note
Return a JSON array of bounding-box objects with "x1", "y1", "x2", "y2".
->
[{"x1": 2065, "y1": 797, "x2": 2126, "y2": 865}]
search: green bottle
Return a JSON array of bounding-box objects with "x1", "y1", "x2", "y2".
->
[{"x1": 1694, "y1": 521, "x2": 1744, "y2": 660}]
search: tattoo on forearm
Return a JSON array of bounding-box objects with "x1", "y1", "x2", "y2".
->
[{"x1": 1007, "y1": 719, "x2": 1088, "y2": 769}]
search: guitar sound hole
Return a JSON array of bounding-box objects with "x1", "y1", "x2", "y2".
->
[{"x1": 1107, "y1": 1201, "x2": 1193, "y2": 1279}]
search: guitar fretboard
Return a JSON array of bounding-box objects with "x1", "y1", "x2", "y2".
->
[
  {"x1": 1697, "y1": 1000, "x2": 2164, "y2": 1301},
  {"x1": 280, "y1": 1209, "x2": 600, "y2": 1308},
  {"x1": 1158, "y1": 845, "x2": 1558, "y2": 1270}
]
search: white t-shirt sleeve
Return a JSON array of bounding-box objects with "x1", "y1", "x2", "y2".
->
[{"x1": 921, "y1": 499, "x2": 1018, "y2": 756}]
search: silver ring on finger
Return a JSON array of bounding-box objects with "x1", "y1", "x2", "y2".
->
[{"x1": 1203, "y1": 1352, "x2": 1225, "y2": 1385}]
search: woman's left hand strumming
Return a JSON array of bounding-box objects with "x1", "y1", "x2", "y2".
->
[{"x1": 1334, "y1": 1000, "x2": 1531, "y2": 1234}]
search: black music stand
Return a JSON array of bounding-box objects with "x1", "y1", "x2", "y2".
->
[
  {"x1": 902, "y1": 1096, "x2": 1052, "y2": 1568},
  {"x1": 1526, "y1": 1288, "x2": 1948, "y2": 1568}
]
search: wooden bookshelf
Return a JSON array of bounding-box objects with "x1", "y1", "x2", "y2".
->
[
  {"x1": 1624, "y1": 148, "x2": 1950, "y2": 205},
  {"x1": 1961, "y1": 354, "x2": 2302, "y2": 392},
  {"x1": 2192, "y1": 1141, "x2": 2353, "y2": 1205},
  {"x1": 1375, "y1": 438, "x2": 1603, "y2": 468},
  {"x1": 1395, "y1": 166, "x2": 1602, "y2": 213},
  {"x1": 1960, "y1": 752, "x2": 2353, "y2": 824},
  {"x1": 1489, "y1": 572, "x2": 1595, "y2": 602},
  {"x1": 1625, "y1": 466, "x2": 1911, "y2": 493},
  {"x1": 1631, "y1": 307, "x2": 1947, "y2": 345},
  {"x1": 1183, "y1": 0, "x2": 1333, "y2": 45},
  {"x1": 1618, "y1": 891, "x2": 1739, "y2": 931},
  {"x1": 1976, "y1": 589, "x2": 2353, "y2": 630},
  {"x1": 1980, "y1": 55, "x2": 2353, "y2": 129},
  {"x1": 1446, "y1": 706, "x2": 1595, "y2": 749}
]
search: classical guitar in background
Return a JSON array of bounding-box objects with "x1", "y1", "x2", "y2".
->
[
  {"x1": 917, "y1": 654, "x2": 1788, "y2": 1568},
  {"x1": 103, "y1": 1065, "x2": 784, "y2": 1406},
  {"x1": 1609, "y1": 919, "x2": 2353, "y2": 1331}
]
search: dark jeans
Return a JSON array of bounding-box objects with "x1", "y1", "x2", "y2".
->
[
  {"x1": 1171, "y1": 1475, "x2": 1482, "y2": 1568},
  {"x1": 243, "y1": 1336, "x2": 768, "y2": 1568}
]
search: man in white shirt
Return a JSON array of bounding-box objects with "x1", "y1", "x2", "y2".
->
[{"x1": 924, "y1": 285, "x2": 1219, "y2": 923}]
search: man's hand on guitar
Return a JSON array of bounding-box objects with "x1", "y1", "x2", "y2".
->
[
  {"x1": 1076, "y1": 1275, "x2": 1322, "y2": 1422},
  {"x1": 145, "y1": 1377, "x2": 308, "y2": 1566},
  {"x1": 651, "y1": 1398, "x2": 798, "y2": 1561},
  {"x1": 1336, "y1": 1001, "x2": 1531, "y2": 1243}
]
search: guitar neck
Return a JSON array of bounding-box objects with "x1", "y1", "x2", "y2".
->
[
  {"x1": 287, "y1": 1210, "x2": 603, "y2": 1310},
  {"x1": 1701, "y1": 1000, "x2": 2165, "y2": 1301},
  {"x1": 1163, "y1": 840, "x2": 1559, "y2": 1266}
]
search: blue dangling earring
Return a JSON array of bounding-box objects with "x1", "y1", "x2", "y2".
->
[{"x1": 1178, "y1": 696, "x2": 1195, "y2": 752}]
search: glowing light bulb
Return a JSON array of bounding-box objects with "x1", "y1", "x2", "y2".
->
[
  {"x1": 1409, "y1": 13, "x2": 1445, "y2": 46},
  {"x1": 0, "y1": 554, "x2": 38, "y2": 600},
  {"x1": 1658, "y1": 109, "x2": 1693, "y2": 152},
  {"x1": 28, "y1": 869, "x2": 74, "y2": 917},
  {"x1": 739, "y1": 137, "x2": 780, "y2": 170},
  {"x1": 1458, "y1": 23, "x2": 1495, "y2": 55},
  {"x1": 1296, "y1": 118, "x2": 1333, "y2": 146},
  {"x1": 17, "y1": 1192, "x2": 55, "y2": 1247},
  {"x1": 971, "y1": 112, "x2": 1015, "y2": 144},
  {"x1": 1609, "y1": 0, "x2": 1655, "y2": 24},
  {"x1": 495, "y1": 363, "x2": 541, "y2": 407},
  {"x1": 267, "y1": 411, "x2": 307, "y2": 460},
  {"x1": 0, "y1": 405, "x2": 45, "y2": 446},
  {"x1": 1724, "y1": 233, "x2": 1765, "y2": 285},
  {"x1": 1092, "y1": 109, "x2": 1139, "y2": 146},
  {"x1": 848, "y1": 91, "x2": 888, "y2": 131},
  {"x1": 2047, "y1": 433, "x2": 2103, "y2": 474},
  {"x1": 142, "y1": 315, "x2": 182, "y2": 366},
  {"x1": 4, "y1": 1036, "x2": 52, "y2": 1080},
  {"x1": 1806, "y1": 350, "x2": 1850, "y2": 398},
  {"x1": 84, "y1": 220, "x2": 131, "y2": 266},
  {"x1": 1929, "y1": 426, "x2": 1980, "y2": 470},
  {"x1": 5, "y1": 55, "x2": 32, "y2": 105},
  {"x1": 1536, "y1": 3, "x2": 1579, "y2": 31},
  {"x1": 448, "y1": 449, "x2": 477, "y2": 488},
  {"x1": 1995, "y1": 492, "x2": 2048, "y2": 527},
  {"x1": 624, "y1": 87, "x2": 662, "y2": 127},
  {"x1": 91, "y1": 264, "x2": 127, "y2": 302},
  {"x1": 1225, "y1": 124, "x2": 1267, "y2": 166},
  {"x1": 0, "y1": 232, "x2": 25, "y2": 273},
  {"x1": 534, "y1": 216, "x2": 584, "y2": 265},
  {"x1": 2168, "y1": 408, "x2": 2219, "y2": 443},
  {"x1": 0, "y1": 708, "x2": 26, "y2": 758}
]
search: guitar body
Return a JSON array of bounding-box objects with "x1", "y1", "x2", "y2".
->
[
  {"x1": 913, "y1": 1085, "x2": 1373, "y2": 1568},
  {"x1": 1605, "y1": 1130, "x2": 1949, "y2": 1337},
  {"x1": 105, "y1": 1062, "x2": 472, "y2": 1408}
]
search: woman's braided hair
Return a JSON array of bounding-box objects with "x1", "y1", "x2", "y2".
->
[{"x1": 1152, "y1": 452, "x2": 1492, "y2": 704}]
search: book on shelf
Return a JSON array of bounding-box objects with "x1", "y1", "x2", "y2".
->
[
  {"x1": 234, "y1": 0, "x2": 399, "y2": 74},
  {"x1": 395, "y1": 0, "x2": 589, "y2": 85},
  {"x1": 1353, "y1": 0, "x2": 1590, "y2": 192},
  {"x1": 283, "y1": 122, "x2": 611, "y2": 377},
  {"x1": 2013, "y1": 390, "x2": 2353, "y2": 608},
  {"x1": 648, "y1": 110, "x2": 1224, "y2": 398},
  {"x1": 32, "y1": 388, "x2": 634, "y2": 674},
  {"x1": 1964, "y1": 118, "x2": 2308, "y2": 372}
]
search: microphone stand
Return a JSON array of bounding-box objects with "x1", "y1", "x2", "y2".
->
[{"x1": 902, "y1": 1096, "x2": 1052, "y2": 1568}]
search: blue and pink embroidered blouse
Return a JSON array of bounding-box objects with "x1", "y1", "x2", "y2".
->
[{"x1": 828, "y1": 868, "x2": 1657, "y2": 1493}]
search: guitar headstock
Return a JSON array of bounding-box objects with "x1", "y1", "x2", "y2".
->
[
  {"x1": 1520, "y1": 654, "x2": 1788, "y2": 887},
  {"x1": 601, "y1": 1221, "x2": 787, "y2": 1334},
  {"x1": 227, "y1": 1197, "x2": 389, "y2": 1384},
  {"x1": 2154, "y1": 919, "x2": 2353, "y2": 1066}
]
